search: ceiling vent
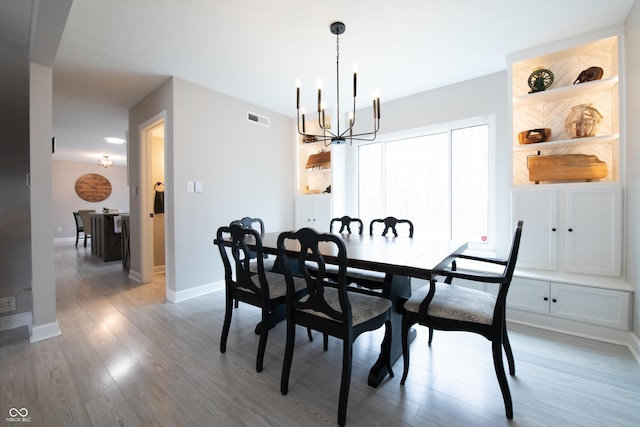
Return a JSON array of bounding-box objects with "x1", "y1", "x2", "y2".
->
[{"x1": 247, "y1": 111, "x2": 270, "y2": 127}]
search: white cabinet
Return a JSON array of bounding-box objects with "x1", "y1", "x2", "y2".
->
[
  {"x1": 508, "y1": 277, "x2": 631, "y2": 330},
  {"x1": 565, "y1": 186, "x2": 622, "y2": 275},
  {"x1": 512, "y1": 184, "x2": 622, "y2": 277},
  {"x1": 512, "y1": 188, "x2": 559, "y2": 271},
  {"x1": 508, "y1": 31, "x2": 622, "y2": 186},
  {"x1": 295, "y1": 194, "x2": 332, "y2": 232}
]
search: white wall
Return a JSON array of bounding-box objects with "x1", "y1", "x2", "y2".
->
[
  {"x1": 52, "y1": 160, "x2": 129, "y2": 242},
  {"x1": 625, "y1": 2, "x2": 640, "y2": 338},
  {"x1": 129, "y1": 77, "x2": 295, "y2": 300},
  {"x1": 29, "y1": 62, "x2": 59, "y2": 340}
]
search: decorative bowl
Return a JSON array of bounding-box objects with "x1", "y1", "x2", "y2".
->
[{"x1": 518, "y1": 128, "x2": 552, "y2": 144}]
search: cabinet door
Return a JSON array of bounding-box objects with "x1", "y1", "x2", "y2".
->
[
  {"x1": 506, "y1": 277, "x2": 550, "y2": 314},
  {"x1": 565, "y1": 186, "x2": 622, "y2": 276},
  {"x1": 512, "y1": 189, "x2": 559, "y2": 271},
  {"x1": 295, "y1": 195, "x2": 332, "y2": 232},
  {"x1": 549, "y1": 282, "x2": 631, "y2": 330}
]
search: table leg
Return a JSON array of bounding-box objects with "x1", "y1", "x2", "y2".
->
[{"x1": 367, "y1": 274, "x2": 416, "y2": 387}]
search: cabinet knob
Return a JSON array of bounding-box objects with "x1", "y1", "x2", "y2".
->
[
  {"x1": 568, "y1": 228, "x2": 573, "y2": 232},
  {"x1": 543, "y1": 297, "x2": 549, "y2": 301},
  {"x1": 552, "y1": 298, "x2": 557, "y2": 303},
  {"x1": 551, "y1": 228, "x2": 556, "y2": 232}
]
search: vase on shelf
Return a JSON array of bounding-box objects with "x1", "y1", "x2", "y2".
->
[{"x1": 564, "y1": 103, "x2": 603, "y2": 139}]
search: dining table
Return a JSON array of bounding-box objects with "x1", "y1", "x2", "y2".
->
[{"x1": 256, "y1": 231, "x2": 469, "y2": 388}]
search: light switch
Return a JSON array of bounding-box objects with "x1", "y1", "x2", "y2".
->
[
  {"x1": 194, "y1": 181, "x2": 203, "y2": 193},
  {"x1": 186, "y1": 181, "x2": 195, "y2": 192}
]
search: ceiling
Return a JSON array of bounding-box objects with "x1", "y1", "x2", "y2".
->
[{"x1": 1, "y1": 0, "x2": 636, "y2": 166}]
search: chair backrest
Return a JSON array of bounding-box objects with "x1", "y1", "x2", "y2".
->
[
  {"x1": 78, "y1": 210, "x2": 95, "y2": 234},
  {"x1": 231, "y1": 217, "x2": 266, "y2": 235},
  {"x1": 277, "y1": 228, "x2": 351, "y2": 325},
  {"x1": 73, "y1": 212, "x2": 83, "y2": 230},
  {"x1": 369, "y1": 217, "x2": 414, "y2": 237},
  {"x1": 330, "y1": 216, "x2": 364, "y2": 235},
  {"x1": 500, "y1": 220, "x2": 524, "y2": 291},
  {"x1": 216, "y1": 224, "x2": 270, "y2": 300},
  {"x1": 230, "y1": 217, "x2": 267, "y2": 259},
  {"x1": 491, "y1": 220, "x2": 524, "y2": 321}
]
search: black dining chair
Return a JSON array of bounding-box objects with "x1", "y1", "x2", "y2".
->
[
  {"x1": 330, "y1": 216, "x2": 364, "y2": 235},
  {"x1": 400, "y1": 220, "x2": 524, "y2": 419},
  {"x1": 215, "y1": 224, "x2": 307, "y2": 372},
  {"x1": 77, "y1": 209, "x2": 95, "y2": 247},
  {"x1": 230, "y1": 217, "x2": 275, "y2": 273},
  {"x1": 72, "y1": 212, "x2": 85, "y2": 247},
  {"x1": 277, "y1": 228, "x2": 393, "y2": 427},
  {"x1": 369, "y1": 216, "x2": 414, "y2": 237}
]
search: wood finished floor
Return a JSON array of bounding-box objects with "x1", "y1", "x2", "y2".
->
[{"x1": 1, "y1": 244, "x2": 639, "y2": 426}]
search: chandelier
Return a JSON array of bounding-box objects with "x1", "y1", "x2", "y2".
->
[
  {"x1": 296, "y1": 22, "x2": 380, "y2": 146},
  {"x1": 98, "y1": 156, "x2": 113, "y2": 168}
]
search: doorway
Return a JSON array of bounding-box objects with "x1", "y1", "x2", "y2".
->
[{"x1": 140, "y1": 117, "x2": 166, "y2": 286}]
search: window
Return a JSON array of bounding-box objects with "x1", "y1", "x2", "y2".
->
[{"x1": 356, "y1": 117, "x2": 492, "y2": 246}]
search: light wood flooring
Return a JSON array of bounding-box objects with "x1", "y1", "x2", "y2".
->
[{"x1": 1, "y1": 244, "x2": 639, "y2": 426}]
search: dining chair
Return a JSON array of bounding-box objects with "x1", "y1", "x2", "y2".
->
[
  {"x1": 72, "y1": 212, "x2": 85, "y2": 247},
  {"x1": 400, "y1": 220, "x2": 524, "y2": 419},
  {"x1": 77, "y1": 209, "x2": 95, "y2": 247},
  {"x1": 330, "y1": 216, "x2": 364, "y2": 235},
  {"x1": 216, "y1": 224, "x2": 307, "y2": 372},
  {"x1": 369, "y1": 216, "x2": 414, "y2": 237},
  {"x1": 229, "y1": 217, "x2": 275, "y2": 273},
  {"x1": 277, "y1": 227, "x2": 393, "y2": 427}
]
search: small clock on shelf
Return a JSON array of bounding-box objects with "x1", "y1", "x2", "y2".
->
[
  {"x1": 528, "y1": 67, "x2": 554, "y2": 93},
  {"x1": 75, "y1": 173, "x2": 112, "y2": 202}
]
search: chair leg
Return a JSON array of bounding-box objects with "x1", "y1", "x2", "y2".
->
[
  {"x1": 220, "y1": 295, "x2": 233, "y2": 354},
  {"x1": 323, "y1": 333, "x2": 329, "y2": 351},
  {"x1": 400, "y1": 316, "x2": 412, "y2": 385},
  {"x1": 280, "y1": 318, "x2": 296, "y2": 395},
  {"x1": 256, "y1": 308, "x2": 270, "y2": 372},
  {"x1": 492, "y1": 339, "x2": 514, "y2": 419},
  {"x1": 307, "y1": 327, "x2": 313, "y2": 342},
  {"x1": 428, "y1": 327, "x2": 434, "y2": 345},
  {"x1": 337, "y1": 341, "x2": 353, "y2": 427},
  {"x1": 502, "y1": 324, "x2": 515, "y2": 375},
  {"x1": 75, "y1": 231, "x2": 79, "y2": 246},
  {"x1": 84, "y1": 234, "x2": 88, "y2": 247}
]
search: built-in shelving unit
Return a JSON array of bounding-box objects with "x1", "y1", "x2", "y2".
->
[
  {"x1": 506, "y1": 29, "x2": 632, "y2": 343},
  {"x1": 510, "y1": 34, "x2": 620, "y2": 186}
]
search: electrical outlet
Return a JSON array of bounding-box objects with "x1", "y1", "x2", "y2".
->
[
  {"x1": 57, "y1": 226, "x2": 62, "y2": 232},
  {"x1": 0, "y1": 296, "x2": 16, "y2": 313}
]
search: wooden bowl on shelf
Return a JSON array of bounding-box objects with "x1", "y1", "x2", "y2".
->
[{"x1": 518, "y1": 128, "x2": 552, "y2": 145}]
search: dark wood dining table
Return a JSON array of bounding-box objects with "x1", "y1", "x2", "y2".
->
[{"x1": 257, "y1": 231, "x2": 469, "y2": 387}]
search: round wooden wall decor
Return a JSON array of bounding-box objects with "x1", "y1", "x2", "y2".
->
[{"x1": 75, "y1": 173, "x2": 112, "y2": 202}]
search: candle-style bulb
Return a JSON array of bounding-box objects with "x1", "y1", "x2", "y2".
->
[{"x1": 353, "y1": 70, "x2": 357, "y2": 97}]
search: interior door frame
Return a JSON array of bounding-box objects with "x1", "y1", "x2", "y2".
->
[{"x1": 139, "y1": 113, "x2": 166, "y2": 285}]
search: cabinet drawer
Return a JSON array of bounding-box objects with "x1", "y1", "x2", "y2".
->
[
  {"x1": 507, "y1": 277, "x2": 549, "y2": 314},
  {"x1": 550, "y1": 282, "x2": 631, "y2": 330}
]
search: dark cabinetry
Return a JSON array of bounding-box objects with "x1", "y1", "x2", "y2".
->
[{"x1": 90, "y1": 213, "x2": 125, "y2": 262}]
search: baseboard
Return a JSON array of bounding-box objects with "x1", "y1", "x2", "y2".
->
[
  {"x1": 165, "y1": 280, "x2": 224, "y2": 303},
  {"x1": 0, "y1": 311, "x2": 33, "y2": 332},
  {"x1": 128, "y1": 269, "x2": 143, "y2": 283},
  {"x1": 30, "y1": 320, "x2": 62, "y2": 343},
  {"x1": 54, "y1": 237, "x2": 78, "y2": 246},
  {"x1": 629, "y1": 332, "x2": 640, "y2": 364},
  {"x1": 154, "y1": 265, "x2": 166, "y2": 274}
]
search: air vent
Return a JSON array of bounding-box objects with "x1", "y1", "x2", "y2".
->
[{"x1": 247, "y1": 111, "x2": 270, "y2": 127}]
